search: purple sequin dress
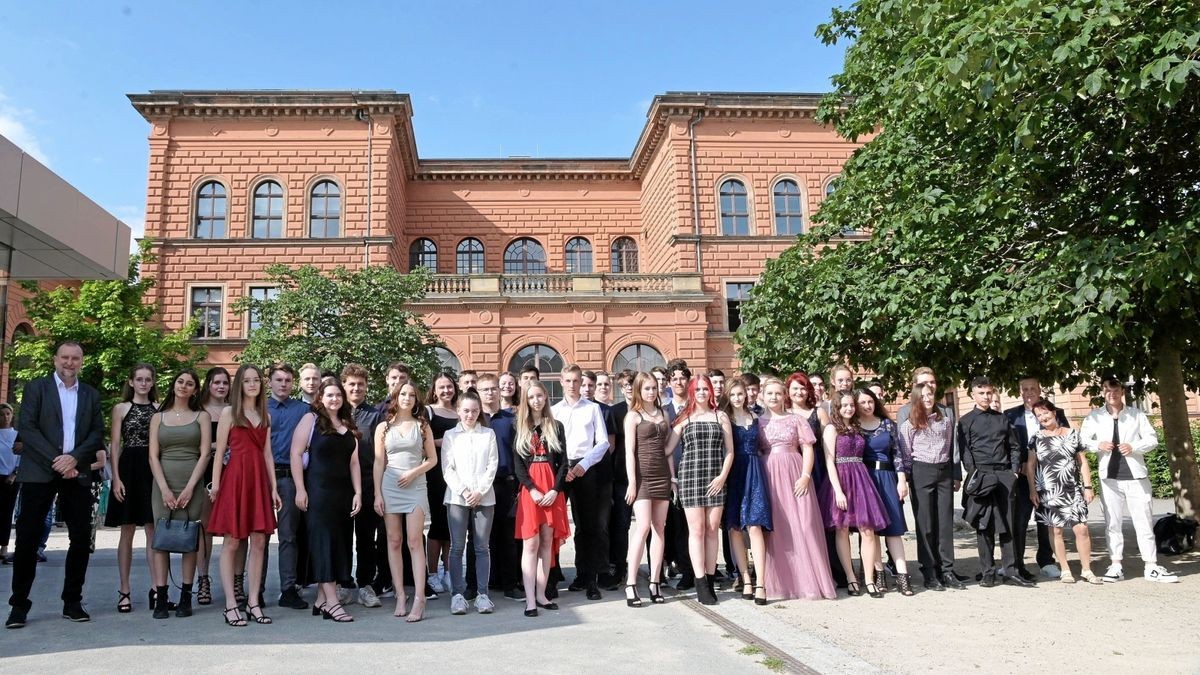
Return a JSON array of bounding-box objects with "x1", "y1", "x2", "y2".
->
[{"x1": 819, "y1": 432, "x2": 889, "y2": 531}]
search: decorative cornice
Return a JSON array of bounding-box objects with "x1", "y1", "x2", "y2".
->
[
  {"x1": 156, "y1": 235, "x2": 394, "y2": 248},
  {"x1": 128, "y1": 90, "x2": 412, "y2": 120},
  {"x1": 414, "y1": 159, "x2": 631, "y2": 182}
]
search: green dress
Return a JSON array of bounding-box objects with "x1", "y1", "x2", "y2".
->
[{"x1": 152, "y1": 413, "x2": 205, "y2": 522}]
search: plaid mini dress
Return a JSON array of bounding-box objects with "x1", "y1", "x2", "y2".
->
[{"x1": 678, "y1": 419, "x2": 726, "y2": 508}]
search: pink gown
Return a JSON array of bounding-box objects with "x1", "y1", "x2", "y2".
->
[{"x1": 760, "y1": 414, "x2": 836, "y2": 600}]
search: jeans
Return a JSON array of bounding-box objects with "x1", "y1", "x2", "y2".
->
[
  {"x1": 275, "y1": 475, "x2": 301, "y2": 590},
  {"x1": 448, "y1": 504, "x2": 494, "y2": 597}
]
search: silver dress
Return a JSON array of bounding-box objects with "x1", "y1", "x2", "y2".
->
[{"x1": 381, "y1": 422, "x2": 429, "y2": 515}]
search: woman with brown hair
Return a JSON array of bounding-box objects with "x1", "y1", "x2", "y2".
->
[
  {"x1": 423, "y1": 372, "x2": 460, "y2": 596},
  {"x1": 622, "y1": 372, "x2": 675, "y2": 607},
  {"x1": 195, "y1": 366, "x2": 230, "y2": 606}
]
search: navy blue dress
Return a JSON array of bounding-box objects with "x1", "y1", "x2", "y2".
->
[
  {"x1": 724, "y1": 418, "x2": 772, "y2": 531},
  {"x1": 862, "y1": 419, "x2": 907, "y2": 536}
]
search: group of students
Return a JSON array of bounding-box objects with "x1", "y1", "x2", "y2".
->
[{"x1": 2, "y1": 341, "x2": 1180, "y2": 631}]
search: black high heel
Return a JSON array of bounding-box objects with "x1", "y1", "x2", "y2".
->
[
  {"x1": 322, "y1": 602, "x2": 354, "y2": 622},
  {"x1": 648, "y1": 582, "x2": 665, "y2": 604},
  {"x1": 312, "y1": 602, "x2": 324, "y2": 617},
  {"x1": 896, "y1": 573, "x2": 915, "y2": 597},
  {"x1": 846, "y1": 581, "x2": 862, "y2": 597},
  {"x1": 865, "y1": 582, "x2": 883, "y2": 599},
  {"x1": 233, "y1": 573, "x2": 247, "y2": 608},
  {"x1": 873, "y1": 568, "x2": 889, "y2": 594},
  {"x1": 741, "y1": 579, "x2": 754, "y2": 600},
  {"x1": 196, "y1": 575, "x2": 212, "y2": 606},
  {"x1": 246, "y1": 604, "x2": 273, "y2": 624},
  {"x1": 625, "y1": 584, "x2": 643, "y2": 608},
  {"x1": 754, "y1": 585, "x2": 767, "y2": 606},
  {"x1": 117, "y1": 591, "x2": 132, "y2": 614},
  {"x1": 222, "y1": 607, "x2": 247, "y2": 627}
]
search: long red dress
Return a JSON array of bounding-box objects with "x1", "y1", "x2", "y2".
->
[{"x1": 208, "y1": 423, "x2": 277, "y2": 538}]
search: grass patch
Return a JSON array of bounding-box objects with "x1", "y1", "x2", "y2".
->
[
  {"x1": 738, "y1": 644, "x2": 764, "y2": 656},
  {"x1": 761, "y1": 656, "x2": 785, "y2": 672}
]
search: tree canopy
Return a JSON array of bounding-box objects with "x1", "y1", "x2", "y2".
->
[
  {"x1": 736, "y1": 0, "x2": 1200, "y2": 513},
  {"x1": 8, "y1": 241, "x2": 205, "y2": 418},
  {"x1": 233, "y1": 264, "x2": 442, "y2": 399}
]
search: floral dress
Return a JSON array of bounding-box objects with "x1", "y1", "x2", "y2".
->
[{"x1": 1031, "y1": 429, "x2": 1089, "y2": 527}]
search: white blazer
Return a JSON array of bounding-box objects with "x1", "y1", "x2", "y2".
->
[
  {"x1": 1079, "y1": 405, "x2": 1156, "y2": 481},
  {"x1": 441, "y1": 423, "x2": 498, "y2": 507}
]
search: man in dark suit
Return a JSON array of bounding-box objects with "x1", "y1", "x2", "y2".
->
[
  {"x1": 1005, "y1": 377, "x2": 1070, "y2": 581},
  {"x1": 662, "y1": 359, "x2": 693, "y2": 589},
  {"x1": 7, "y1": 341, "x2": 105, "y2": 628}
]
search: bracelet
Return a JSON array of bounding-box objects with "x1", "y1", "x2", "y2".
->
[{"x1": 1084, "y1": 486, "x2": 1094, "y2": 490}]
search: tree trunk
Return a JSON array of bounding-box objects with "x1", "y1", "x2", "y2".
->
[{"x1": 1153, "y1": 332, "x2": 1200, "y2": 518}]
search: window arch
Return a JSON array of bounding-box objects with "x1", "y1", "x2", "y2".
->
[
  {"x1": 508, "y1": 343, "x2": 565, "y2": 402},
  {"x1": 772, "y1": 178, "x2": 804, "y2": 235},
  {"x1": 612, "y1": 343, "x2": 665, "y2": 375},
  {"x1": 409, "y1": 238, "x2": 438, "y2": 272},
  {"x1": 435, "y1": 347, "x2": 462, "y2": 374},
  {"x1": 503, "y1": 238, "x2": 547, "y2": 275},
  {"x1": 194, "y1": 181, "x2": 227, "y2": 239},
  {"x1": 309, "y1": 180, "x2": 341, "y2": 238},
  {"x1": 718, "y1": 178, "x2": 750, "y2": 235},
  {"x1": 564, "y1": 237, "x2": 593, "y2": 274},
  {"x1": 252, "y1": 180, "x2": 284, "y2": 238},
  {"x1": 610, "y1": 237, "x2": 639, "y2": 273},
  {"x1": 456, "y1": 238, "x2": 485, "y2": 275}
]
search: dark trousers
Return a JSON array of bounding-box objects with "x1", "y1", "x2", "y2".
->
[
  {"x1": 8, "y1": 478, "x2": 93, "y2": 608},
  {"x1": 1012, "y1": 479, "x2": 1054, "y2": 570},
  {"x1": 0, "y1": 477, "x2": 18, "y2": 548},
  {"x1": 665, "y1": 500, "x2": 691, "y2": 577},
  {"x1": 567, "y1": 463, "x2": 611, "y2": 586},
  {"x1": 910, "y1": 461, "x2": 957, "y2": 579},
  {"x1": 608, "y1": 481, "x2": 632, "y2": 576},
  {"x1": 349, "y1": 481, "x2": 391, "y2": 592},
  {"x1": 489, "y1": 476, "x2": 519, "y2": 591},
  {"x1": 974, "y1": 472, "x2": 1016, "y2": 576}
]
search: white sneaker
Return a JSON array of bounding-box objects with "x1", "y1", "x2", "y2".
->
[
  {"x1": 1102, "y1": 565, "x2": 1124, "y2": 583},
  {"x1": 474, "y1": 594, "x2": 495, "y2": 614},
  {"x1": 1144, "y1": 565, "x2": 1180, "y2": 584},
  {"x1": 427, "y1": 574, "x2": 446, "y2": 594},
  {"x1": 1040, "y1": 564, "x2": 1062, "y2": 579},
  {"x1": 450, "y1": 593, "x2": 468, "y2": 615},
  {"x1": 358, "y1": 586, "x2": 382, "y2": 608},
  {"x1": 336, "y1": 586, "x2": 356, "y2": 605}
]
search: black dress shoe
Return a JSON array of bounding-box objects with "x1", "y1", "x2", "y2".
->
[
  {"x1": 940, "y1": 573, "x2": 966, "y2": 590},
  {"x1": 6, "y1": 606, "x2": 28, "y2": 629},
  {"x1": 979, "y1": 572, "x2": 996, "y2": 588},
  {"x1": 923, "y1": 577, "x2": 946, "y2": 591},
  {"x1": 567, "y1": 579, "x2": 586, "y2": 593},
  {"x1": 278, "y1": 589, "x2": 309, "y2": 610},
  {"x1": 953, "y1": 572, "x2": 970, "y2": 582},
  {"x1": 537, "y1": 600, "x2": 559, "y2": 610},
  {"x1": 1016, "y1": 567, "x2": 1038, "y2": 583},
  {"x1": 1001, "y1": 573, "x2": 1034, "y2": 588},
  {"x1": 62, "y1": 603, "x2": 90, "y2": 622},
  {"x1": 585, "y1": 585, "x2": 602, "y2": 600},
  {"x1": 675, "y1": 575, "x2": 695, "y2": 591},
  {"x1": 598, "y1": 574, "x2": 620, "y2": 592}
]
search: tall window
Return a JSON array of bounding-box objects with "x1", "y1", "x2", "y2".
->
[
  {"x1": 194, "y1": 181, "x2": 227, "y2": 239},
  {"x1": 503, "y1": 238, "x2": 547, "y2": 275},
  {"x1": 773, "y1": 179, "x2": 804, "y2": 235},
  {"x1": 436, "y1": 347, "x2": 462, "y2": 374},
  {"x1": 725, "y1": 282, "x2": 754, "y2": 332},
  {"x1": 409, "y1": 238, "x2": 438, "y2": 272},
  {"x1": 309, "y1": 180, "x2": 341, "y2": 238},
  {"x1": 612, "y1": 343, "x2": 666, "y2": 375},
  {"x1": 719, "y1": 179, "x2": 750, "y2": 235},
  {"x1": 252, "y1": 180, "x2": 284, "y2": 239},
  {"x1": 508, "y1": 344, "x2": 565, "y2": 402},
  {"x1": 564, "y1": 237, "x2": 593, "y2": 274},
  {"x1": 825, "y1": 176, "x2": 856, "y2": 235},
  {"x1": 610, "y1": 237, "x2": 639, "y2": 273},
  {"x1": 191, "y1": 287, "x2": 223, "y2": 339},
  {"x1": 456, "y1": 238, "x2": 485, "y2": 275},
  {"x1": 246, "y1": 286, "x2": 279, "y2": 333}
]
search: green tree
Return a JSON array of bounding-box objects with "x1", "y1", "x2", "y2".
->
[
  {"x1": 736, "y1": 0, "x2": 1200, "y2": 515},
  {"x1": 233, "y1": 264, "x2": 441, "y2": 399},
  {"x1": 8, "y1": 240, "x2": 205, "y2": 418}
]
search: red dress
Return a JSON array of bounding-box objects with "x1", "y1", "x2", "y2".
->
[
  {"x1": 208, "y1": 423, "x2": 277, "y2": 538},
  {"x1": 514, "y1": 430, "x2": 571, "y2": 542}
]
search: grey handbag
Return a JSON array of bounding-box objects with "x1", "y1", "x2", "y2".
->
[{"x1": 152, "y1": 510, "x2": 201, "y2": 553}]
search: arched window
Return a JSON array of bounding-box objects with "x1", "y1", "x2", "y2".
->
[
  {"x1": 718, "y1": 178, "x2": 750, "y2": 235},
  {"x1": 611, "y1": 343, "x2": 665, "y2": 375},
  {"x1": 252, "y1": 180, "x2": 284, "y2": 239},
  {"x1": 309, "y1": 180, "x2": 341, "y2": 238},
  {"x1": 435, "y1": 347, "x2": 462, "y2": 374},
  {"x1": 503, "y1": 238, "x2": 547, "y2": 275},
  {"x1": 825, "y1": 176, "x2": 856, "y2": 236},
  {"x1": 194, "y1": 181, "x2": 227, "y2": 239},
  {"x1": 6, "y1": 323, "x2": 34, "y2": 404},
  {"x1": 508, "y1": 343, "x2": 565, "y2": 402},
  {"x1": 456, "y1": 238, "x2": 485, "y2": 275},
  {"x1": 564, "y1": 237, "x2": 593, "y2": 274},
  {"x1": 773, "y1": 179, "x2": 804, "y2": 235},
  {"x1": 610, "y1": 237, "x2": 639, "y2": 273},
  {"x1": 409, "y1": 238, "x2": 438, "y2": 272}
]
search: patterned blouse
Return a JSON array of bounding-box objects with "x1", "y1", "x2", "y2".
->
[{"x1": 898, "y1": 412, "x2": 954, "y2": 470}]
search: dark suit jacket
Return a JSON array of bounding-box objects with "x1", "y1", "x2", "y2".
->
[
  {"x1": 1004, "y1": 404, "x2": 1070, "y2": 464},
  {"x1": 16, "y1": 373, "x2": 105, "y2": 485}
]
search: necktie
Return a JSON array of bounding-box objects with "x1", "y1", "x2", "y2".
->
[{"x1": 1108, "y1": 416, "x2": 1123, "y2": 479}]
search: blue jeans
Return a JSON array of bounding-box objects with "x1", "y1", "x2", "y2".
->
[{"x1": 447, "y1": 504, "x2": 493, "y2": 597}]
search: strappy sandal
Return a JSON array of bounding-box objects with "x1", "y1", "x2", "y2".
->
[
  {"x1": 648, "y1": 582, "x2": 665, "y2": 604},
  {"x1": 246, "y1": 604, "x2": 273, "y2": 624},
  {"x1": 625, "y1": 584, "x2": 644, "y2": 607},
  {"x1": 754, "y1": 585, "x2": 768, "y2": 606},
  {"x1": 741, "y1": 579, "x2": 755, "y2": 600},
  {"x1": 405, "y1": 597, "x2": 425, "y2": 623},
  {"x1": 222, "y1": 607, "x2": 247, "y2": 627},
  {"x1": 196, "y1": 575, "x2": 212, "y2": 606},
  {"x1": 865, "y1": 582, "x2": 884, "y2": 598},
  {"x1": 846, "y1": 581, "x2": 863, "y2": 597},
  {"x1": 393, "y1": 595, "x2": 408, "y2": 618},
  {"x1": 321, "y1": 602, "x2": 354, "y2": 623},
  {"x1": 1079, "y1": 571, "x2": 1103, "y2": 585},
  {"x1": 117, "y1": 591, "x2": 132, "y2": 613},
  {"x1": 233, "y1": 573, "x2": 247, "y2": 608},
  {"x1": 1061, "y1": 574, "x2": 1078, "y2": 584},
  {"x1": 873, "y1": 568, "x2": 890, "y2": 594},
  {"x1": 896, "y1": 573, "x2": 915, "y2": 597}
]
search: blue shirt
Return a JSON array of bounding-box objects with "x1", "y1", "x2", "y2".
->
[
  {"x1": 268, "y1": 397, "x2": 311, "y2": 466},
  {"x1": 488, "y1": 407, "x2": 516, "y2": 477}
]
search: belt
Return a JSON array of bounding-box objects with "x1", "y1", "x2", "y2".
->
[
  {"x1": 835, "y1": 457, "x2": 863, "y2": 465},
  {"x1": 866, "y1": 460, "x2": 895, "y2": 472},
  {"x1": 974, "y1": 463, "x2": 1011, "y2": 472},
  {"x1": 275, "y1": 466, "x2": 294, "y2": 478}
]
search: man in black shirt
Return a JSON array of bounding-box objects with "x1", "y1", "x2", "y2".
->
[
  {"x1": 957, "y1": 377, "x2": 1033, "y2": 588},
  {"x1": 342, "y1": 364, "x2": 390, "y2": 607}
]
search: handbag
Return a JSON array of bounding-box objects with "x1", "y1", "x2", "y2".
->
[{"x1": 152, "y1": 510, "x2": 201, "y2": 553}]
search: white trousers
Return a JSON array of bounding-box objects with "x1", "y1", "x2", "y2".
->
[{"x1": 1098, "y1": 477, "x2": 1156, "y2": 566}]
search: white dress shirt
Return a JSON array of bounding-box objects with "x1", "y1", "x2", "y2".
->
[
  {"x1": 54, "y1": 372, "x2": 79, "y2": 455},
  {"x1": 441, "y1": 422, "x2": 499, "y2": 507},
  {"x1": 551, "y1": 397, "x2": 610, "y2": 470},
  {"x1": 0, "y1": 428, "x2": 18, "y2": 475},
  {"x1": 1079, "y1": 405, "x2": 1157, "y2": 480}
]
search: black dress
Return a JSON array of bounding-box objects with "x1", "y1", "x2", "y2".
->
[
  {"x1": 426, "y1": 409, "x2": 458, "y2": 541},
  {"x1": 105, "y1": 401, "x2": 157, "y2": 527},
  {"x1": 304, "y1": 428, "x2": 356, "y2": 584}
]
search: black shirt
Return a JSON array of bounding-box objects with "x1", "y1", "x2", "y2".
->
[
  {"x1": 957, "y1": 407, "x2": 1020, "y2": 473},
  {"x1": 351, "y1": 402, "x2": 382, "y2": 472}
]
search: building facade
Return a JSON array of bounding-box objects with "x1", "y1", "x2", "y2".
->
[{"x1": 129, "y1": 90, "x2": 860, "y2": 392}]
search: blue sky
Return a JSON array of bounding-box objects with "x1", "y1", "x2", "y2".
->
[{"x1": 0, "y1": 1, "x2": 848, "y2": 240}]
